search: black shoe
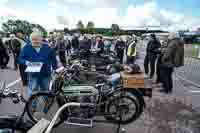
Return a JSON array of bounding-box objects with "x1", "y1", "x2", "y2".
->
[
  {"x1": 1, "y1": 66, "x2": 5, "y2": 69},
  {"x1": 166, "y1": 90, "x2": 173, "y2": 94},
  {"x1": 159, "y1": 89, "x2": 168, "y2": 93},
  {"x1": 3, "y1": 66, "x2": 9, "y2": 69}
]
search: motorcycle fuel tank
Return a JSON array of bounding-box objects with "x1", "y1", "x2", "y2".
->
[{"x1": 62, "y1": 85, "x2": 99, "y2": 97}]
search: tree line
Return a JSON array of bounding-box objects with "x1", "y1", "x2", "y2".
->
[
  {"x1": 1, "y1": 19, "x2": 165, "y2": 37},
  {"x1": 64, "y1": 20, "x2": 164, "y2": 36},
  {"x1": 2, "y1": 19, "x2": 47, "y2": 37}
]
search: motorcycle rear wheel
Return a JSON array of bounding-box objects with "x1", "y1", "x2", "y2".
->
[{"x1": 105, "y1": 95, "x2": 141, "y2": 124}]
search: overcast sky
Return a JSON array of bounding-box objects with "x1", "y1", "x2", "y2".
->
[{"x1": 0, "y1": 0, "x2": 200, "y2": 31}]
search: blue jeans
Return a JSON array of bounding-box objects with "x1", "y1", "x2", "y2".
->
[
  {"x1": 108, "y1": 73, "x2": 121, "y2": 89},
  {"x1": 28, "y1": 74, "x2": 51, "y2": 111},
  {"x1": 28, "y1": 74, "x2": 51, "y2": 96}
]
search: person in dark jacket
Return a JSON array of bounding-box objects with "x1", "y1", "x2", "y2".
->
[
  {"x1": 71, "y1": 35, "x2": 79, "y2": 52},
  {"x1": 115, "y1": 38, "x2": 126, "y2": 64},
  {"x1": 18, "y1": 31, "x2": 58, "y2": 97},
  {"x1": 49, "y1": 36, "x2": 56, "y2": 51},
  {"x1": 10, "y1": 30, "x2": 28, "y2": 99},
  {"x1": 79, "y1": 36, "x2": 91, "y2": 60},
  {"x1": 0, "y1": 38, "x2": 9, "y2": 69},
  {"x1": 56, "y1": 33, "x2": 67, "y2": 67},
  {"x1": 91, "y1": 36, "x2": 104, "y2": 55},
  {"x1": 65, "y1": 37, "x2": 71, "y2": 56},
  {"x1": 159, "y1": 33, "x2": 184, "y2": 93},
  {"x1": 156, "y1": 39, "x2": 168, "y2": 83},
  {"x1": 144, "y1": 34, "x2": 161, "y2": 79},
  {"x1": 11, "y1": 30, "x2": 26, "y2": 70}
]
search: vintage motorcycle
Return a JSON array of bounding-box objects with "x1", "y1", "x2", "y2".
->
[
  {"x1": 26, "y1": 67, "x2": 143, "y2": 128},
  {"x1": 68, "y1": 49, "x2": 119, "y2": 72}
]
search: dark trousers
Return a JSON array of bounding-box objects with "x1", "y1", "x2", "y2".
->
[
  {"x1": 19, "y1": 64, "x2": 28, "y2": 86},
  {"x1": 159, "y1": 65, "x2": 174, "y2": 93},
  {"x1": 0, "y1": 52, "x2": 9, "y2": 68},
  {"x1": 66, "y1": 48, "x2": 71, "y2": 56},
  {"x1": 59, "y1": 51, "x2": 66, "y2": 67},
  {"x1": 117, "y1": 50, "x2": 124, "y2": 64},
  {"x1": 127, "y1": 56, "x2": 135, "y2": 64},
  {"x1": 83, "y1": 50, "x2": 90, "y2": 60},
  {"x1": 156, "y1": 56, "x2": 162, "y2": 83},
  {"x1": 13, "y1": 52, "x2": 19, "y2": 70},
  {"x1": 144, "y1": 54, "x2": 157, "y2": 78}
]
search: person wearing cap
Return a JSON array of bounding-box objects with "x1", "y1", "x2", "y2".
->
[
  {"x1": 159, "y1": 32, "x2": 184, "y2": 93},
  {"x1": 18, "y1": 31, "x2": 58, "y2": 96},
  {"x1": 144, "y1": 34, "x2": 161, "y2": 79}
]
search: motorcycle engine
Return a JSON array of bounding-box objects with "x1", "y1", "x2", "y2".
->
[{"x1": 63, "y1": 86, "x2": 99, "y2": 118}]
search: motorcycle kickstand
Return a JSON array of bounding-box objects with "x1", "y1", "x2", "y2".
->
[{"x1": 115, "y1": 114, "x2": 126, "y2": 133}]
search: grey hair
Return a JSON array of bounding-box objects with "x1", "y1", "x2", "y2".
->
[{"x1": 30, "y1": 31, "x2": 42, "y2": 40}]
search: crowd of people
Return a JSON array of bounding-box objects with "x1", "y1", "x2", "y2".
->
[
  {"x1": 0, "y1": 30, "x2": 184, "y2": 99},
  {"x1": 144, "y1": 33, "x2": 184, "y2": 94},
  {"x1": 0, "y1": 31, "x2": 137, "y2": 98}
]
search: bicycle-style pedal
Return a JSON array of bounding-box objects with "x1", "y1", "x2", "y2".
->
[{"x1": 65, "y1": 117, "x2": 93, "y2": 127}]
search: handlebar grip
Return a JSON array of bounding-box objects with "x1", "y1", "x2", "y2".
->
[{"x1": 80, "y1": 103, "x2": 95, "y2": 108}]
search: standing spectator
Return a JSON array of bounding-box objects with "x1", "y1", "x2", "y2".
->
[
  {"x1": 104, "y1": 39, "x2": 112, "y2": 53},
  {"x1": 65, "y1": 37, "x2": 72, "y2": 56},
  {"x1": 49, "y1": 34, "x2": 57, "y2": 51},
  {"x1": 127, "y1": 38, "x2": 137, "y2": 64},
  {"x1": 79, "y1": 36, "x2": 91, "y2": 60},
  {"x1": 144, "y1": 34, "x2": 161, "y2": 79},
  {"x1": 156, "y1": 38, "x2": 168, "y2": 83},
  {"x1": 115, "y1": 37, "x2": 126, "y2": 64},
  {"x1": 18, "y1": 31, "x2": 58, "y2": 96},
  {"x1": 0, "y1": 38, "x2": 9, "y2": 69},
  {"x1": 71, "y1": 35, "x2": 79, "y2": 53},
  {"x1": 159, "y1": 33, "x2": 184, "y2": 93},
  {"x1": 91, "y1": 36, "x2": 104, "y2": 54},
  {"x1": 56, "y1": 33, "x2": 67, "y2": 67},
  {"x1": 11, "y1": 30, "x2": 26, "y2": 70},
  {"x1": 10, "y1": 30, "x2": 27, "y2": 99}
]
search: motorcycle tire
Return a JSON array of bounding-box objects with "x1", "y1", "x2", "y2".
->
[
  {"x1": 105, "y1": 95, "x2": 142, "y2": 125},
  {"x1": 118, "y1": 89, "x2": 145, "y2": 119},
  {"x1": 96, "y1": 79, "x2": 144, "y2": 122},
  {"x1": 26, "y1": 92, "x2": 65, "y2": 128}
]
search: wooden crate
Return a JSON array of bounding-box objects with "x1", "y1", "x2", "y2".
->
[{"x1": 121, "y1": 72, "x2": 145, "y2": 88}]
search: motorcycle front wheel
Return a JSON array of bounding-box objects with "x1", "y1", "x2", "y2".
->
[{"x1": 26, "y1": 92, "x2": 66, "y2": 128}]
